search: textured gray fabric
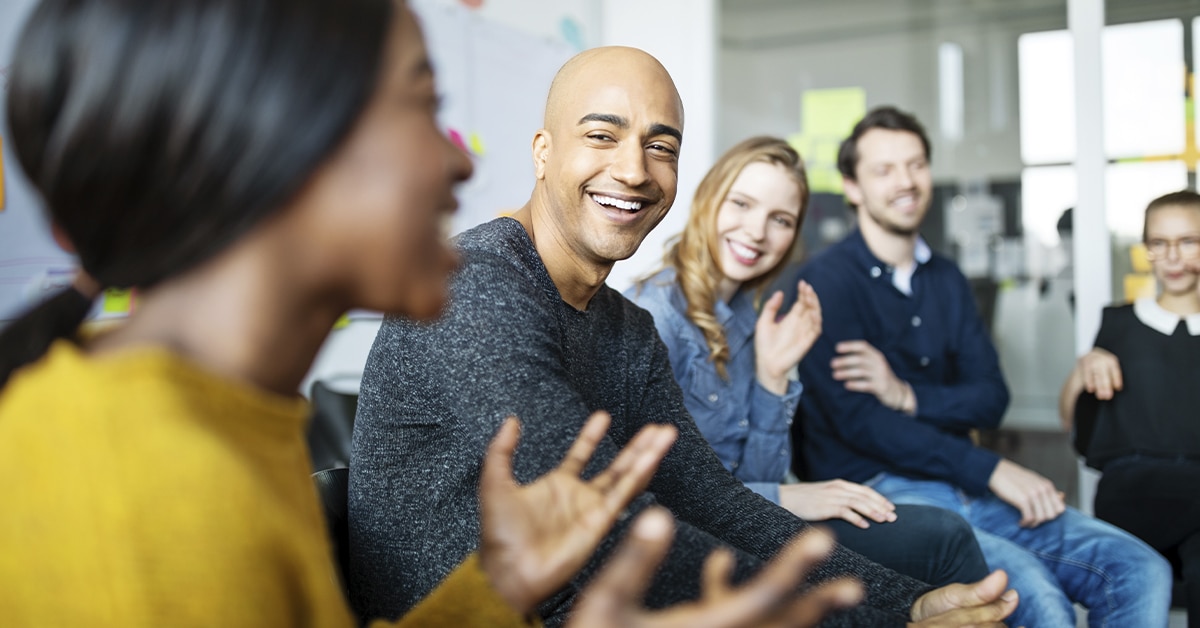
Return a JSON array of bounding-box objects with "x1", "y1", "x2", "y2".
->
[{"x1": 348, "y1": 217, "x2": 931, "y2": 625}]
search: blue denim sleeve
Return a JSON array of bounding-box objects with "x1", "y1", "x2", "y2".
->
[
  {"x1": 739, "y1": 378, "x2": 800, "y2": 486},
  {"x1": 743, "y1": 481, "x2": 781, "y2": 504},
  {"x1": 626, "y1": 276, "x2": 797, "y2": 488}
]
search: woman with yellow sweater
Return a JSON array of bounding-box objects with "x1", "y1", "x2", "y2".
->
[{"x1": 0, "y1": 0, "x2": 867, "y2": 626}]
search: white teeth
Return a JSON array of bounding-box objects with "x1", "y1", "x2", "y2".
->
[
  {"x1": 891, "y1": 195, "x2": 915, "y2": 207},
  {"x1": 728, "y1": 240, "x2": 761, "y2": 260},
  {"x1": 591, "y1": 194, "x2": 643, "y2": 211}
]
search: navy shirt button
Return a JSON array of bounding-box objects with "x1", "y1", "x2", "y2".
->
[
  {"x1": 920, "y1": 356, "x2": 930, "y2": 366},
  {"x1": 870, "y1": 266, "x2": 882, "y2": 278},
  {"x1": 912, "y1": 315, "x2": 922, "y2": 327}
]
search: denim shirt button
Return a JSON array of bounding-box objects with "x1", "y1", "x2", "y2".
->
[
  {"x1": 731, "y1": 461, "x2": 739, "y2": 470},
  {"x1": 708, "y1": 393, "x2": 719, "y2": 402},
  {"x1": 738, "y1": 419, "x2": 748, "y2": 428}
]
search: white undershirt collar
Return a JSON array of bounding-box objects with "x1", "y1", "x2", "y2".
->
[
  {"x1": 891, "y1": 238, "x2": 932, "y2": 296},
  {"x1": 1133, "y1": 297, "x2": 1200, "y2": 336}
]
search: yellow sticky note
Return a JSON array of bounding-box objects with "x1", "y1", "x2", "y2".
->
[
  {"x1": 790, "y1": 132, "x2": 847, "y2": 194},
  {"x1": 790, "y1": 88, "x2": 867, "y2": 195},
  {"x1": 468, "y1": 132, "x2": 485, "y2": 156},
  {"x1": 1123, "y1": 274, "x2": 1156, "y2": 303},
  {"x1": 102, "y1": 288, "x2": 133, "y2": 314},
  {"x1": 1129, "y1": 243, "x2": 1151, "y2": 273},
  {"x1": 801, "y1": 87, "x2": 867, "y2": 140}
]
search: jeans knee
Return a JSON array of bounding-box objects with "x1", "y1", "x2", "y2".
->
[{"x1": 1130, "y1": 547, "x2": 1174, "y2": 593}]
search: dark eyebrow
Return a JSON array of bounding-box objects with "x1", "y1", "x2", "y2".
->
[
  {"x1": 578, "y1": 113, "x2": 628, "y2": 128},
  {"x1": 649, "y1": 123, "x2": 683, "y2": 143},
  {"x1": 577, "y1": 114, "x2": 682, "y2": 144}
]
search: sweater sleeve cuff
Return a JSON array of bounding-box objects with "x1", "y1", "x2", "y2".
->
[{"x1": 380, "y1": 553, "x2": 541, "y2": 628}]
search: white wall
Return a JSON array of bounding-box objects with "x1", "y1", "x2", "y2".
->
[
  {"x1": 421, "y1": 0, "x2": 600, "y2": 51},
  {"x1": 603, "y1": 0, "x2": 719, "y2": 291}
]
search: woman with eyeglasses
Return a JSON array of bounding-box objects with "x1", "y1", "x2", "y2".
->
[{"x1": 1061, "y1": 190, "x2": 1200, "y2": 627}]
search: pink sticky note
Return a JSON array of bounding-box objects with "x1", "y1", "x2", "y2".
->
[{"x1": 447, "y1": 128, "x2": 467, "y2": 152}]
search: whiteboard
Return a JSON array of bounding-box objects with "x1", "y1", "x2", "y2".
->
[
  {"x1": 411, "y1": 0, "x2": 573, "y2": 234},
  {"x1": 0, "y1": 0, "x2": 572, "y2": 320},
  {"x1": 0, "y1": 0, "x2": 75, "y2": 320}
]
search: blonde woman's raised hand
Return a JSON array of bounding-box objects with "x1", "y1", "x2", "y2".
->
[
  {"x1": 477, "y1": 412, "x2": 677, "y2": 616},
  {"x1": 569, "y1": 509, "x2": 863, "y2": 628},
  {"x1": 756, "y1": 280, "x2": 823, "y2": 395}
]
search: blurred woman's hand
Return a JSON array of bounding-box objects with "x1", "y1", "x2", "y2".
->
[{"x1": 755, "y1": 280, "x2": 822, "y2": 395}]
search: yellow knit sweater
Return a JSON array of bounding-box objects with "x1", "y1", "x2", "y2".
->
[{"x1": 0, "y1": 341, "x2": 534, "y2": 627}]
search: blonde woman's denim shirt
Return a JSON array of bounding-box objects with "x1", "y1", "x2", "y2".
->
[{"x1": 625, "y1": 268, "x2": 801, "y2": 504}]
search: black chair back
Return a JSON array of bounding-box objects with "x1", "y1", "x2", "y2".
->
[
  {"x1": 313, "y1": 467, "x2": 351, "y2": 595},
  {"x1": 307, "y1": 382, "x2": 359, "y2": 470}
]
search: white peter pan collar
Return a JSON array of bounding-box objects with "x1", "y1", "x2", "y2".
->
[{"x1": 1133, "y1": 297, "x2": 1200, "y2": 336}]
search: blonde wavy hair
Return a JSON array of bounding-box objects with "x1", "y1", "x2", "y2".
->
[{"x1": 646, "y1": 136, "x2": 809, "y2": 378}]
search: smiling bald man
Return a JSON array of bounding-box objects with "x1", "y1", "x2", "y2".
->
[{"x1": 349, "y1": 48, "x2": 1013, "y2": 627}]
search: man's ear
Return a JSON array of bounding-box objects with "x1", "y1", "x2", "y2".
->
[
  {"x1": 532, "y1": 130, "x2": 551, "y2": 180},
  {"x1": 842, "y1": 177, "x2": 863, "y2": 208}
]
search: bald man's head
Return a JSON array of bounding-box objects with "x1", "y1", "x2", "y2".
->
[
  {"x1": 544, "y1": 46, "x2": 684, "y2": 132},
  {"x1": 526, "y1": 46, "x2": 685, "y2": 276}
]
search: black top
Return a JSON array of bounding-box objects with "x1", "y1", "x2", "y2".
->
[{"x1": 1077, "y1": 304, "x2": 1200, "y2": 468}]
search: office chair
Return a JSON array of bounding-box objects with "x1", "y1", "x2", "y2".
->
[
  {"x1": 313, "y1": 467, "x2": 351, "y2": 595},
  {"x1": 306, "y1": 381, "x2": 359, "y2": 471}
]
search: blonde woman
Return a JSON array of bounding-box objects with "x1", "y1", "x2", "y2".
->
[{"x1": 626, "y1": 136, "x2": 988, "y2": 587}]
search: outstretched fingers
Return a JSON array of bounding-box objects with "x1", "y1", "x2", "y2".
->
[
  {"x1": 558, "y1": 411, "x2": 614, "y2": 476},
  {"x1": 572, "y1": 508, "x2": 676, "y2": 618},
  {"x1": 761, "y1": 290, "x2": 785, "y2": 324},
  {"x1": 591, "y1": 423, "x2": 678, "y2": 515},
  {"x1": 481, "y1": 417, "x2": 523, "y2": 493},
  {"x1": 700, "y1": 527, "x2": 856, "y2": 626}
]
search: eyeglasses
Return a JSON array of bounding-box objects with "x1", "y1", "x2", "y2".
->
[{"x1": 1145, "y1": 236, "x2": 1200, "y2": 259}]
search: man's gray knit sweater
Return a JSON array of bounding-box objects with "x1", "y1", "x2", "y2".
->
[{"x1": 348, "y1": 217, "x2": 931, "y2": 625}]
